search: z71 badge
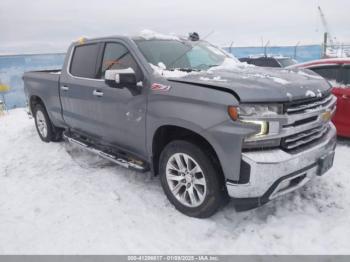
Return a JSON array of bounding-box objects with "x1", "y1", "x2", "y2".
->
[{"x1": 151, "y1": 83, "x2": 171, "y2": 92}]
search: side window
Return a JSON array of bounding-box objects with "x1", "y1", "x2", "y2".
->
[
  {"x1": 310, "y1": 66, "x2": 340, "y2": 81},
  {"x1": 342, "y1": 66, "x2": 350, "y2": 85},
  {"x1": 264, "y1": 58, "x2": 280, "y2": 67},
  {"x1": 250, "y1": 59, "x2": 264, "y2": 66},
  {"x1": 70, "y1": 44, "x2": 100, "y2": 78},
  {"x1": 100, "y1": 42, "x2": 142, "y2": 81}
]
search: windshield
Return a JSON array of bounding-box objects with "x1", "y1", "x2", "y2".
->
[{"x1": 134, "y1": 39, "x2": 231, "y2": 71}]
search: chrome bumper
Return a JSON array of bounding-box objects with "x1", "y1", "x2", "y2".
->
[{"x1": 226, "y1": 123, "x2": 337, "y2": 199}]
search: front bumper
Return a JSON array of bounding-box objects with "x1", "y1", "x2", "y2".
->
[{"x1": 226, "y1": 123, "x2": 337, "y2": 209}]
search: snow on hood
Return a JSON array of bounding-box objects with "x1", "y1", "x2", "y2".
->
[
  {"x1": 167, "y1": 66, "x2": 332, "y2": 102},
  {"x1": 208, "y1": 57, "x2": 253, "y2": 71},
  {"x1": 208, "y1": 58, "x2": 290, "y2": 85},
  {"x1": 138, "y1": 29, "x2": 180, "y2": 41}
]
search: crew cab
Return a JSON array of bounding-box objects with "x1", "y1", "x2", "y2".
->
[
  {"x1": 23, "y1": 32, "x2": 336, "y2": 218},
  {"x1": 288, "y1": 58, "x2": 350, "y2": 137}
]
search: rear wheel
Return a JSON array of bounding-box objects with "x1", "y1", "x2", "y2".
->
[
  {"x1": 33, "y1": 103, "x2": 62, "y2": 142},
  {"x1": 159, "y1": 140, "x2": 226, "y2": 218}
]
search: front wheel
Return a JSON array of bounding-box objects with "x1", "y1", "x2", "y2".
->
[{"x1": 159, "y1": 140, "x2": 226, "y2": 218}]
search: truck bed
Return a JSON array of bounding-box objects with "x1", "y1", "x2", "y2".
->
[{"x1": 23, "y1": 69, "x2": 64, "y2": 126}]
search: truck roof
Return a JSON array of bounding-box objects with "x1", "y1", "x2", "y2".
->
[{"x1": 73, "y1": 30, "x2": 187, "y2": 45}]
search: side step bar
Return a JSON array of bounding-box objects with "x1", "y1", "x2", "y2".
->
[{"x1": 63, "y1": 133, "x2": 148, "y2": 172}]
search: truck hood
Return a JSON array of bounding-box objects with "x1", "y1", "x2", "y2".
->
[{"x1": 167, "y1": 66, "x2": 331, "y2": 103}]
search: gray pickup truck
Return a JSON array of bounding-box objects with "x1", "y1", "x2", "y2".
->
[{"x1": 23, "y1": 33, "x2": 337, "y2": 218}]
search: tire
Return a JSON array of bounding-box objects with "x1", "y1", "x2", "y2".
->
[
  {"x1": 159, "y1": 140, "x2": 226, "y2": 218},
  {"x1": 33, "y1": 103, "x2": 62, "y2": 142}
]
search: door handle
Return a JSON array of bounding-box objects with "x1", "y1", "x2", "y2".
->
[
  {"x1": 93, "y1": 90, "x2": 104, "y2": 97},
  {"x1": 61, "y1": 86, "x2": 69, "y2": 91}
]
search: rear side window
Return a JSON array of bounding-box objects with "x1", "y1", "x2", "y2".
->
[
  {"x1": 70, "y1": 44, "x2": 100, "y2": 78},
  {"x1": 264, "y1": 58, "x2": 280, "y2": 67},
  {"x1": 342, "y1": 66, "x2": 350, "y2": 85},
  {"x1": 249, "y1": 59, "x2": 264, "y2": 67},
  {"x1": 310, "y1": 66, "x2": 340, "y2": 81}
]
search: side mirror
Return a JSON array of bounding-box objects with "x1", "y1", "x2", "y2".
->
[{"x1": 105, "y1": 68, "x2": 137, "y2": 87}]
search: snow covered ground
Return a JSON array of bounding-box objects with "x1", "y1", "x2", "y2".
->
[{"x1": 1, "y1": 109, "x2": 350, "y2": 255}]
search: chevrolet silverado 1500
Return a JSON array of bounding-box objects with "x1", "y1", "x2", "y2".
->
[{"x1": 23, "y1": 33, "x2": 337, "y2": 218}]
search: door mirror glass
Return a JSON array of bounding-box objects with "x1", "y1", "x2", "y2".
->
[{"x1": 105, "y1": 68, "x2": 137, "y2": 87}]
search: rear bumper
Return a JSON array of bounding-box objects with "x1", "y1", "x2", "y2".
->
[{"x1": 226, "y1": 123, "x2": 337, "y2": 210}]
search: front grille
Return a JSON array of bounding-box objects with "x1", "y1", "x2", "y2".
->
[
  {"x1": 285, "y1": 93, "x2": 333, "y2": 114},
  {"x1": 281, "y1": 124, "x2": 329, "y2": 150}
]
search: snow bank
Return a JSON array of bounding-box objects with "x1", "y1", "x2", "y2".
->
[{"x1": 1, "y1": 109, "x2": 350, "y2": 254}]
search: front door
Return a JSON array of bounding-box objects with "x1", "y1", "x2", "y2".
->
[{"x1": 92, "y1": 41, "x2": 147, "y2": 157}]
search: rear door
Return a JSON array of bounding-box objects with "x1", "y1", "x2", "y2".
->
[{"x1": 60, "y1": 42, "x2": 105, "y2": 137}]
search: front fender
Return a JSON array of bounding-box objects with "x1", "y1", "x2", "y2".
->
[{"x1": 146, "y1": 81, "x2": 257, "y2": 181}]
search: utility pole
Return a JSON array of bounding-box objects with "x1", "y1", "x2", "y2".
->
[
  {"x1": 264, "y1": 40, "x2": 270, "y2": 57},
  {"x1": 323, "y1": 32, "x2": 328, "y2": 58},
  {"x1": 229, "y1": 41, "x2": 234, "y2": 54},
  {"x1": 294, "y1": 41, "x2": 300, "y2": 59}
]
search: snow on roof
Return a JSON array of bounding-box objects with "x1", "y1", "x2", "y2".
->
[{"x1": 138, "y1": 29, "x2": 180, "y2": 41}]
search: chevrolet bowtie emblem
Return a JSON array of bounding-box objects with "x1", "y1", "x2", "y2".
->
[{"x1": 321, "y1": 111, "x2": 332, "y2": 122}]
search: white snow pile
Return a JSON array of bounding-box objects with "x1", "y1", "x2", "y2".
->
[
  {"x1": 149, "y1": 63, "x2": 190, "y2": 78},
  {"x1": 1, "y1": 109, "x2": 350, "y2": 254},
  {"x1": 209, "y1": 60, "x2": 290, "y2": 85},
  {"x1": 270, "y1": 76, "x2": 290, "y2": 85},
  {"x1": 199, "y1": 76, "x2": 227, "y2": 82},
  {"x1": 305, "y1": 89, "x2": 325, "y2": 99},
  {"x1": 244, "y1": 73, "x2": 290, "y2": 85},
  {"x1": 208, "y1": 58, "x2": 252, "y2": 72},
  {"x1": 138, "y1": 29, "x2": 179, "y2": 41}
]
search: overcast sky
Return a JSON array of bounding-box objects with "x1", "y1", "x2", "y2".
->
[{"x1": 1, "y1": 0, "x2": 349, "y2": 54}]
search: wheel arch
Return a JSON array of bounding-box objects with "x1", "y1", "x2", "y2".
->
[
  {"x1": 29, "y1": 95, "x2": 46, "y2": 114},
  {"x1": 151, "y1": 125, "x2": 224, "y2": 179}
]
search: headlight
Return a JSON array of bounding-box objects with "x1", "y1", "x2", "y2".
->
[
  {"x1": 240, "y1": 120, "x2": 269, "y2": 137},
  {"x1": 227, "y1": 104, "x2": 282, "y2": 140},
  {"x1": 238, "y1": 104, "x2": 282, "y2": 117},
  {"x1": 236, "y1": 104, "x2": 282, "y2": 140}
]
